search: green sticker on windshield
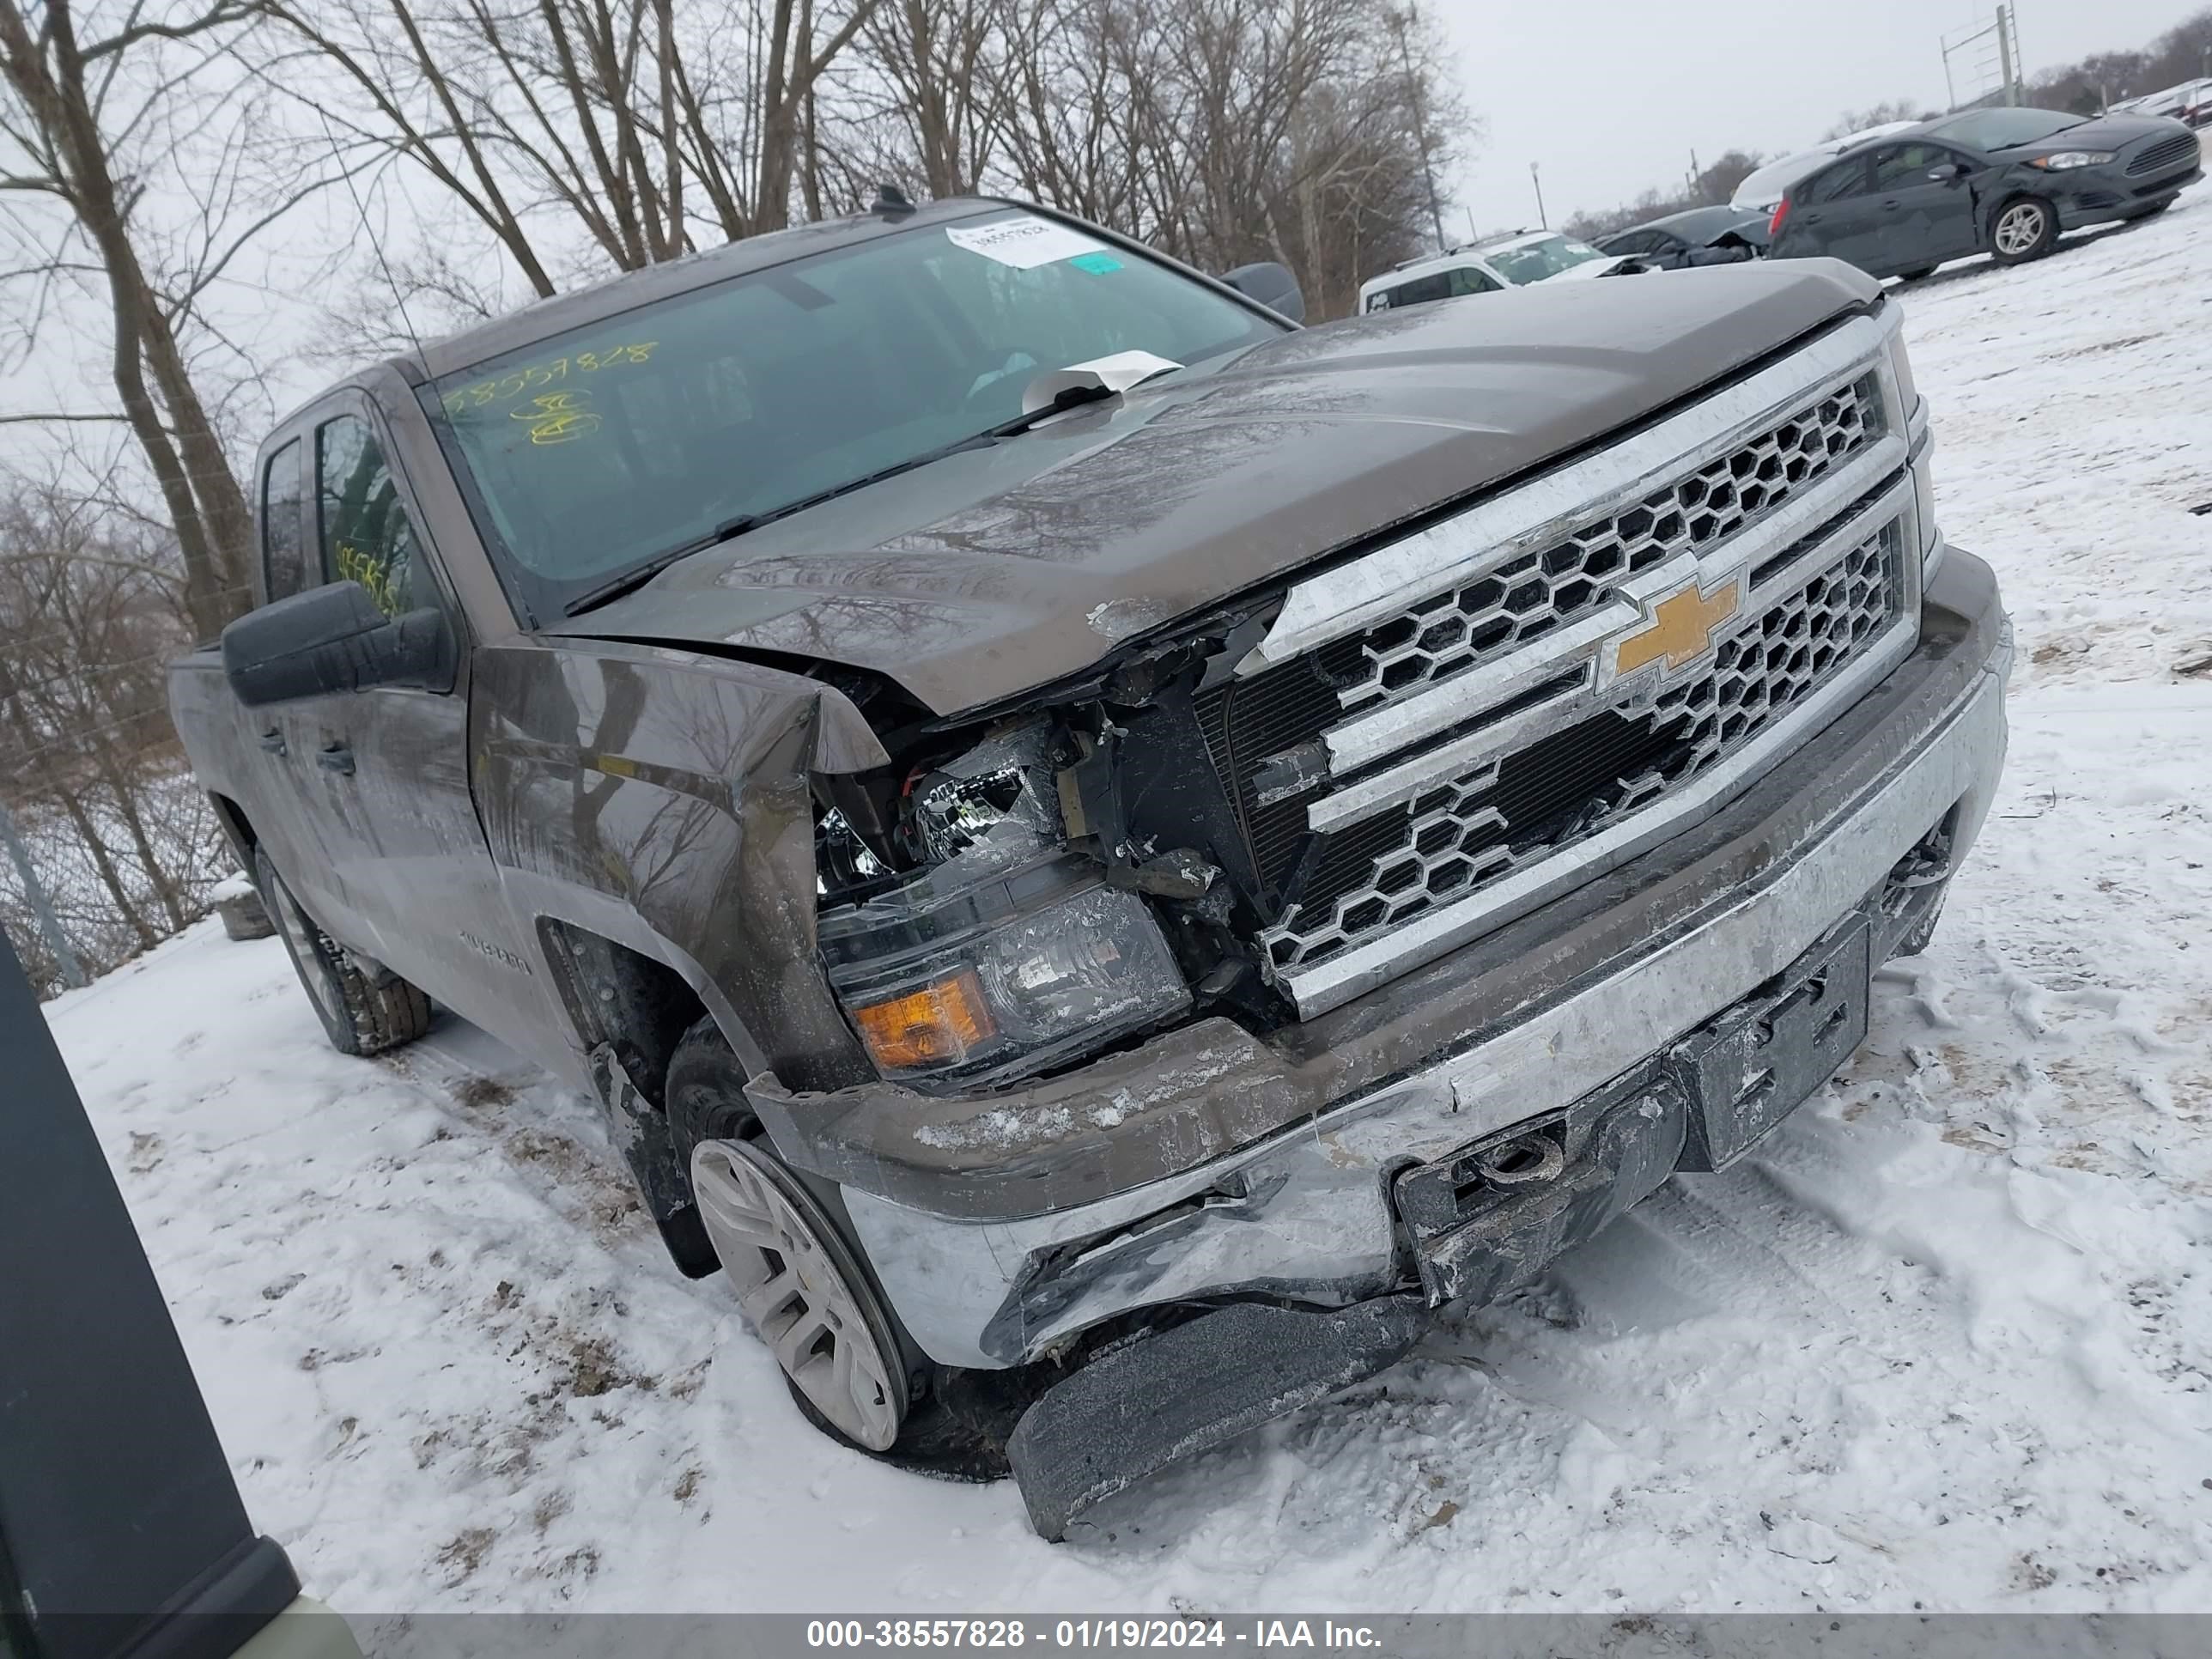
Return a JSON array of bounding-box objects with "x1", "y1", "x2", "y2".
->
[{"x1": 1071, "y1": 252, "x2": 1123, "y2": 274}]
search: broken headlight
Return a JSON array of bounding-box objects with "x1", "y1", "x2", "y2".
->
[
  {"x1": 820, "y1": 854, "x2": 1190, "y2": 1084},
  {"x1": 817, "y1": 718, "x2": 1190, "y2": 1085}
]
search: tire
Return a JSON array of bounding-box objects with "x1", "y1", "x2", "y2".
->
[
  {"x1": 1897, "y1": 265, "x2": 1938, "y2": 282},
  {"x1": 253, "y1": 845, "x2": 431, "y2": 1056},
  {"x1": 1990, "y1": 197, "x2": 2057, "y2": 264},
  {"x1": 664, "y1": 1018, "x2": 1022, "y2": 1479}
]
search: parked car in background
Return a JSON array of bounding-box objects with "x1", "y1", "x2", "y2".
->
[
  {"x1": 1767, "y1": 106, "x2": 2203, "y2": 279},
  {"x1": 2112, "y1": 79, "x2": 2212, "y2": 125},
  {"x1": 1358, "y1": 230, "x2": 1629, "y2": 313},
  {"x1": 1596, "y1": 205, "x2": 1771, "y2": 269},
  {"x1": 1730, "y1": 120, "x2": 1925, "y2": 214}
]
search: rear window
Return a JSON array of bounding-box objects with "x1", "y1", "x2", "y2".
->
[
  {"x1": 258, "y1": 440, "x2": 306, "y2": 603},
  {"x1": 1732, "y1": 150, "x2": 1832, "y2": 206},
  {"x1": 1799, "y1": 159, "x2": 1870, "y2": 204}
]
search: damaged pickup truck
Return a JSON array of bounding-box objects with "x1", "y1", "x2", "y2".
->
[{"x1": 167, "y1": 196, "x2": 2010, "y2": 1538}]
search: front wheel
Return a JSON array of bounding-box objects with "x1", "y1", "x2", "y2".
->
[
  {"x1": 665, "y1": 1018, "x2": 1028, "y2": 1478},
  {"x1": 1990, "y1": 198, "x2": 2057, "y2": 264},
  {"x1": 254, "y1": 846, "x2": 431, "y2": 1056}
]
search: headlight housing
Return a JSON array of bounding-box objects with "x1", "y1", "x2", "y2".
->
[
  {"x1": 1881, "y1": 312, "x2": 1944, "y2": 586},
  {"x1": 2027, "y1": 150, "x2": 2113, "y2": 170},
  {"x1": 821, "y1": 854, "x2": 1190, "y2": 1085},
  {"x1": 817, "y1": 719, "x2": 1191, "y2": 1087}
]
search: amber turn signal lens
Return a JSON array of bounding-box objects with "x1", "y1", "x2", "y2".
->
[{"x1": 849, "y1": 969, "x2": 997, "y2": 1072}]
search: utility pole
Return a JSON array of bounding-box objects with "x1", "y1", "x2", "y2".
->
[
  {"x1": 1529, "y1": 161, "x2": 1547, "y2": 229},
  {"x1": 0, "y1": 799, "x2": 86, "y2": 991},
  {"x1": 1996, "y1": 3, "x2": 2019, "y2": 107}
]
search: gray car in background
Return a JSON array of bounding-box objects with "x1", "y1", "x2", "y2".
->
[{"x1": 1768, "y1": 106, "x2": 2203, "y2": 279}]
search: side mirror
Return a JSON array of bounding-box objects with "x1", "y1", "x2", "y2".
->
[
  {"x1": 1928, "y1": 162, "x2": 1969, "y2": 183},
  {"x1": 1219, "y1": 261, "x2": 1305, "y2": 324},
  {"x1": 222, "y1": 580, "x2": 453, "y2": 707}
]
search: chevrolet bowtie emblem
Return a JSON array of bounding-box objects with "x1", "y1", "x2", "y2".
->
[{"x1": 1614, "y1": 578, "x2": 1741, "y2": 677}]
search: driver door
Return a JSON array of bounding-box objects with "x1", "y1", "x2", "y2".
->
[
  {"x1": 1868, "y1": 143, "x2": 1983, "y2": 270},
  {"x1": 263, "y1": 395, "x2": 526, "y2": 1031}
]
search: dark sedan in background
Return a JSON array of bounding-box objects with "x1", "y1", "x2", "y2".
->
[
  {"x1": 1595, "y1": 205, "x2": 1771, "y2": 268},
  {"x1": 1768, "y1": 106, "x2": 2203, "y2": 280}
]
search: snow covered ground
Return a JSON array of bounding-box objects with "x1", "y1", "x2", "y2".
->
[{"x1": 46, "y1": 179, "x2": 2212, "y2": 1613}]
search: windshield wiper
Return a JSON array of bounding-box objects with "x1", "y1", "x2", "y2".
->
[
  {"x1": 560, "y1": 512, "x2": 766, "y2": 617},
  {"x1": 559, "y1": 383, "x2": 1133, "y2": 618}
]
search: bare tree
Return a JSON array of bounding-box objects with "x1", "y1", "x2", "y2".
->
[
  {"x1": 0, "y1": 477, "x2": 228, "y2": 992},
  {"x1": 0, "y1": 0, "x2": 275, "y2": 640},
  {"x1": 258, "y1": 0, "x2": 886, "y2": 300}
]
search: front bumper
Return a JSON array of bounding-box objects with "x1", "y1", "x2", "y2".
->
[
  {"x1": 753, "y1": 553, "x2": 2011, "y2": 1370},
  {"x1": 2054, "y1": 160, "x2": 2203, "y2": 227}
]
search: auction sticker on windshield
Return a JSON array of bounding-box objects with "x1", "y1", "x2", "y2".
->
[{"x1": 946, "y1": 214, "x2": 1109, "y2": 270}]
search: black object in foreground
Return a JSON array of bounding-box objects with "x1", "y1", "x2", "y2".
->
[{"x1": 0, "y1": 933, "x2": 336, "y2": 1659}]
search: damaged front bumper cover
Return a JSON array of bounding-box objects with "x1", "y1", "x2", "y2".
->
[{"x1": 747, "y1": 551, "x2": 2012, "y2": 1376}]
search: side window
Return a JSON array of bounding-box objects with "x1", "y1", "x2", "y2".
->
[
  {"x1": 1447, "y1": 265, "x2": 1501, "y2": 296},
  {"x1": 316, "y1": 414, "x2": 428, "y2": 622},
  {"x1": 1801, "y1": 159, "x2": 1871, "y2": 204},
  {"x1": 1871, "y1": 144, "x2": 1950, "y2": 189},
  {"x1": 1385, "y1": 272, "x2": 1452, "y2": 308},
  {"x1": 259, "y1": 439, "x2": 306, "y2": 603}
]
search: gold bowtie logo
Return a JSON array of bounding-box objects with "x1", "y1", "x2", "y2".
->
[{"x1": 1615, "y1": 579, "x2": 1741, "y2": 676}]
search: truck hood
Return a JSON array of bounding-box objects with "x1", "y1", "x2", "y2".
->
[{"x1": 549, "y1": 258, "x2": 1880, "y2": 718}]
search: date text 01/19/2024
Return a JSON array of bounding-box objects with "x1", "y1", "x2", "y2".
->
[{"x1": 804, "y1": 1621, "x2": 1386, "y2": 1650}]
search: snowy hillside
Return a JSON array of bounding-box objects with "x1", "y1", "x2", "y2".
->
[{"x1": 46, "y1": 180, "x2": 2212, "y2": 1613}]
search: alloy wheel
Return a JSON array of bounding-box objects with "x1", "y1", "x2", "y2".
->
[
  {"x1": 690, "y1": 1138, "x2": 905, "y2": 1450},
  {"x1": 1994, "y1": 203, "x2": 2047, "y2": 257}
]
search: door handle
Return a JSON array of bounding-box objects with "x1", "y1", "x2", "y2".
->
[
  {"x1": 1881, "y1": 198, "x2": 1903, "y2": 209},
  {"x1": 316, "y1": 742, "x2": 356, "y2": 777},
  {"x1": 258, "y1": 728, "x2": 287, "y2": 757}
]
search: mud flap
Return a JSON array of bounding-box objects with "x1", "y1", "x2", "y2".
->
[
  {"x1": 587, "y1": 1042, "x2": 715, "y2": 1273},
  {"x1": 1006, "y1": 1293, "x2": 1430, "y2": 1540}
]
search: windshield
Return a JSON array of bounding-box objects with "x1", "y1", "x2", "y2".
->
[
  {"x1": 422, "y1": 209, "x2": 1285, "y2": 622},
  {"x1": 1928, "y1": 107, "x2": 2087, "y2": 149},
  {"x1": 1483, "y1": 235, "x2": 1607, "y2": 285}
]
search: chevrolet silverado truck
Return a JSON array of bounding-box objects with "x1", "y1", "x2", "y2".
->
[{"x1": 167, "y1": 196, "x2": 2011, "y2": 1539}]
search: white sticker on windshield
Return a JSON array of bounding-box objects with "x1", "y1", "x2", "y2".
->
[{"x1": 945, "y1": 215, "x2": 1109, "y2": 270}]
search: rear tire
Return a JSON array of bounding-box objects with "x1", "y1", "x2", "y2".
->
[
  {"x1": 1990, "y1": 198, "x2": 2057, "y2": 264},
  {"x1": 1897, "y1": 265, "x2": 1938, "y2": 282},
  {"x1": 253, "y1": 846, "x2": 431, "y2": 1056}
]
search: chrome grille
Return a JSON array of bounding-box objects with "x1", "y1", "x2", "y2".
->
[
  {"x1": 1346, "y1": 374, "x2": 1881, "y2": 712},
  {"x1": 2126, "y1": 133, "x2": 2199, "y2": 176},
  {"x1": 1258, "y1": 525, "x2": 1906, "y2": 973}
]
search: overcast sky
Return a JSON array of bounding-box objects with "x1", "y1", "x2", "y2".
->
[{"x1": 1427, "y1": 0, "x2": 2206, "y2": 234}]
